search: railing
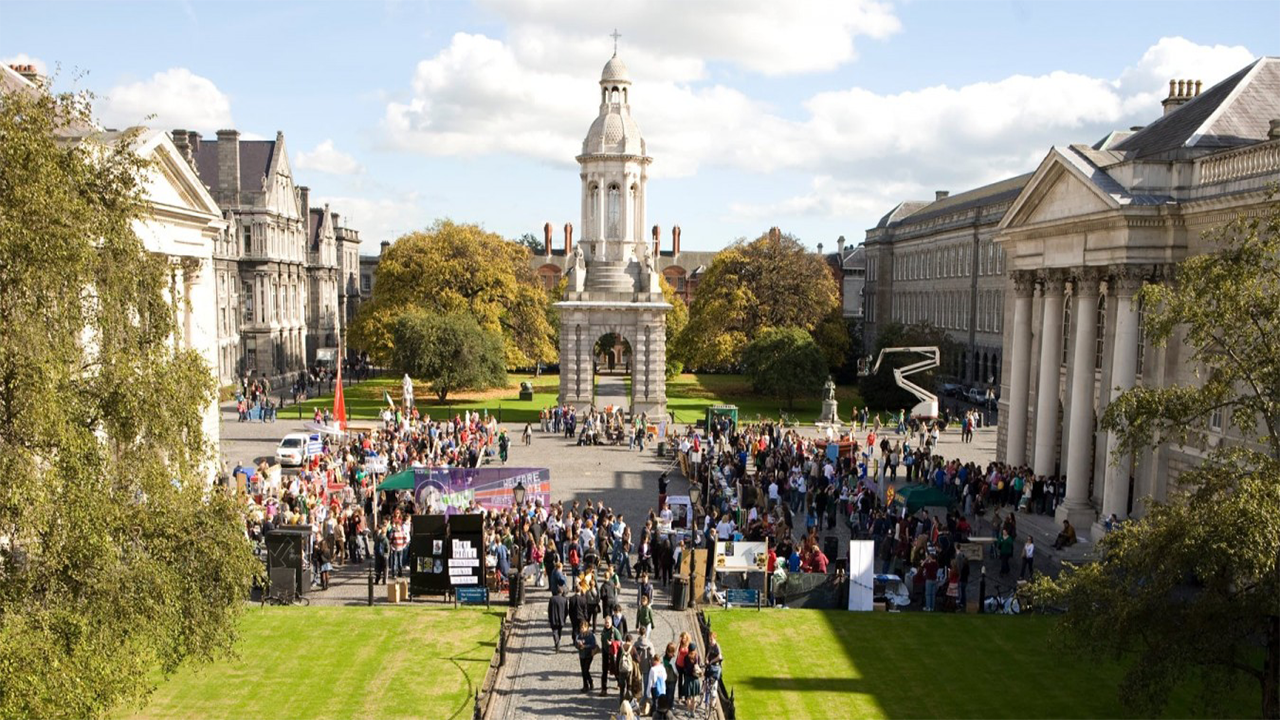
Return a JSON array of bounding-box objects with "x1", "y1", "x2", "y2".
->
[{"x1": 1198, "y1": 139, "x2": 1280, "y2": 186}]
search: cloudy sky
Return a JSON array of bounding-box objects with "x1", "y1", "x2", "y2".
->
[{"x1": 4, "y1": 0, "x2": 1275, "y2": 254}]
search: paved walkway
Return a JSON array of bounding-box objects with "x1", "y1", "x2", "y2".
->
[
  {"x1": 488, "y1": 576, "x2": 703, "y2": 720},
  {"x1": 595, "y1": 375, "x2": 628, "y2": 411}
]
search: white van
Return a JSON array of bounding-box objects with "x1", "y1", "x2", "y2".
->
[{"x1": 275, "y1": 432, "x2": 312, "y2": 467}]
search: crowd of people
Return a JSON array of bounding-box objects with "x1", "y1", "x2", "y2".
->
[{"x1": 540, "y1": 404, "x2": 654, "y2": 450}]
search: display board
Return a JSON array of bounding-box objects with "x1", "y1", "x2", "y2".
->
[
  {"x1": 714, "y1": 540, "x2": 767, "y2": 571},
  {"x1": 412, "y1": 467, "x2": 551, "y2": 514},
  {"x1": 410, "y1": 514, "x2": 487, "y2": 596},
  {"x1": 665, "y1": 495, "x2": 692, "y2": 530},
  {"x1": 847, "y1": 540, "x2": 875, "y2": 611}
]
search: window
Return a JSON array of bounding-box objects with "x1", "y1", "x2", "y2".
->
[
  {"x1": 243, "y1": 281, "x2": 254, "y2": 323},
  {"x1": 243, "y1": 226, "x2": 252, "y2": 254},
  {"x1": 1209, "y1": 407, "x2": 1223, "y2": 432},
  {"x1": 607, "y1": 185, "x2": 621, "y2": 237},
  {"x1": 996, "y1": 247, "x2": 1005, "y2": 275},
  {"x1": 361, "y1": 274, "x2": 371, "y2": 293},
  {"x1": 1095, "y1": 294, "x2": 1107, "y2": 371}
]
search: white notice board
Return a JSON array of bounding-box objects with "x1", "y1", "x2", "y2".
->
[{"x1": 847, "y1": 540, "x2": 875, "y2": 611}]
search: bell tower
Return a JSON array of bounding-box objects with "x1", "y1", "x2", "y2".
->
[{"x1": 557, "y1": 47, "x2": 669, "y2": 416}]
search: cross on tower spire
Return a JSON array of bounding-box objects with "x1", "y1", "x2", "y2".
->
[{"x1": 610, "y1": 29, "x2": 621, "y2": 56}]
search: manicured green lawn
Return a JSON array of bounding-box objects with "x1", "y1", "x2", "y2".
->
[
  {"x1": 708, "y1": 609, "x2": 1258, "y2": 719},
  {"x1": 119, "y1": 606, "x2": 502, "y2": 720},
  {"x1": 292, "y1": 372, "x2": 869, "y2": 426},
  {"x1": 665, "y1": 373, "x2": 868, "y2": 424}
]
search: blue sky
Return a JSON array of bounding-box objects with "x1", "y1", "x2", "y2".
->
[{"x1": 3, "y1": 1, "x2": 1275, "y2": 254}]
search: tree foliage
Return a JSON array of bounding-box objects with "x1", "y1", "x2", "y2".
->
[
  {"x1": 858, "y1": 321, "x2": 956, "y2": 412},
  {"x1": 513, "y1": 231, "x2": 544, "y2": 255},
  {"x1": 350, "y1": 220, "x2": 555, "y2": 369},
  {"x1": 1037, "y1": 194, "x2": 1280, "y2": 720},
  {"x1": 659, "y1": 276, "x2": 688, "y2": 379},
  {"x1": 391, "y1": 310, "x2": 507, "y2": 402},
  {"x1": 740, "y1": 327, "x2": 827, "y2": 409},
  {"x1": 0, "y1": 83, "x2": 257, "y2": 718},
  {"x1": 677, "y1": 230, "x2": 839, "y2": 370}
]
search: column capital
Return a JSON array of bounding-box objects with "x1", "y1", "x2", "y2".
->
[
  {"x1": 1037, "y1": 268, "x2": 1068, "y2": 296},
  {"x1": 1013, "y1": 270, "x2": 1038, "y2": 298},
  {"x1": 1106, "y1": 265, "x2": 1147, "y2": 297},
  {"x1": 1068, "y1": 266, "x2": 1104, "y2": 298}
]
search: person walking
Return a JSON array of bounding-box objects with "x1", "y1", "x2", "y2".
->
[
  {"x1": 547, "y1": 591, "x2": 569, "y2": 651},
  {"x1": 1020, "y1": 536, "x2": 1035, "y2": 579},
  {"x1": 574, "y1": 620, "x2": 598, "y2": 693},
  {"x1": 997, "y1": 529, "x2": 1014, "y2": 576},
  {"x1": 600, "y1": 615, "x2": 623, "y2": 696}
]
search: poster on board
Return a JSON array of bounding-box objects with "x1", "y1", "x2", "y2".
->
[
  {"x1": 715, "y1": 540, "x2": 767, "y2": 571},
  {"x1": 412, "y1": 467, "x2": 551, "y2": 515}
]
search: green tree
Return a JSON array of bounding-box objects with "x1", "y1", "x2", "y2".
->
[
  {"x1": 0, "y1": 82, "x2": 257, "y2": 718},
  {"x1": 740, "y1": 327, "x2": 827, "y2": 409},
  {"x1": 677, "y1": 229, "x2": 839, "y2": 370},
  {"x1": 350, "y1": 220, "x2": 554, "y2": 368},
  {"x1": 659, "y1": 276, "x2": 688, "y2": 378},
  {"x1": 811, "y1": 306, "x2": 853, "y2": 373},
  {"x1": 858, "y1": 321, "x2": 956, "y2": 412},
  {"x1": 392, "y1": 310, "x2": 507, "y2": 402},
  {"x1": 1034, "y1": 195, "x2": 1280, "y2": 719},
  {"x1": 514, "y1": 231, "x2": 545, "y2": 255}
]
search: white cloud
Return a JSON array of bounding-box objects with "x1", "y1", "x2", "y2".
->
[
  {"x1": 386, "y1": 28, "x2": 1255, "y2": 227},
  {"x1": 97, "y1": 68, "x2": 233, "y2": 133},
  {"x1": 312, "y1": 192, "x2": 432, "y2": 254},
  {"x1": 1, "y1": 53, "x2": 48, "y2": 76},
  {"x1": 295, "y1": 139, "x2": 364, "y2": 175}
]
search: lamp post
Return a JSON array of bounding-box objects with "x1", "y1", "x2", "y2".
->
[
  {"x1": 688, "y1": 483, "x2": 701, "y2": 609},
  {"x1": 510, "y1": 481, "x2": 526, "y2": 607}
]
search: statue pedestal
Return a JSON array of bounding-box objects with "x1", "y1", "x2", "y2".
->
[{"x1": 819, "y1": 399, "x2": 839, "y2": 424}]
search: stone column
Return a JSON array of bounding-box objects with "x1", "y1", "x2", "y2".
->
[
  {"x1": 1099, "y1": 268, "x2": 1143, "y2": 527},
  {"x1": 1058, "y1": 267, "x2": 1102, "y2": 530},
  {"x1": 1006, "y1": 271, "x2": 1036, "y2": 466},
  {"x1": 1033, "y1": 270, "x2": 1066, "y2": 478}
]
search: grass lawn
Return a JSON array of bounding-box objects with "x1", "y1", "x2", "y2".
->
[
  {"x1": 665, "y1": 373, "x2": 868, "y2": 425},
  {"x1": 293, "y1": 372, "x2": 869, "y2": 426},
  {"x1": 709, "y1": 609, "x2": 1259, "y2": 719},
  {"x1": 119, "y1": 606, "x2": 502, "y2": 720}
]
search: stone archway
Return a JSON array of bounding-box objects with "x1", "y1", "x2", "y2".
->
[{"x1": 557, "y1": 308, "x2": 666, "y2": 416}]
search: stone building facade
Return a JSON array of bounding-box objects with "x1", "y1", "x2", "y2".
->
[
  {"x1": 995, "y1": 57, "x2": 1280, "y2": 536},
  {"x1": 862, "y1": 177, "x2": 1027, "y2": 389},
  {"x1": 174, "y1": 129, "x2": 362, "y2": 387}
]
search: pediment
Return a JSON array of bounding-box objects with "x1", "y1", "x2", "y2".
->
[
  {"x1": 139, "y1": 134, "x2": 223, "y2": 220},
  {"x1": 1001, "y1": 149, "x2": 1121, "y2": 230}
]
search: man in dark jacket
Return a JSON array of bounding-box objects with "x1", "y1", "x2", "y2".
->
[
  {"x1": 547, "y1": 592, "x2": 569, "y2": 651},
  {"x1": 569, "y1": 589, "x2": 590, "y2": 644}
]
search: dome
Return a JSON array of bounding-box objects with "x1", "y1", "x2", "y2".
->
[
  {"x1": 601, "y1": 55, "x2": 630, "y2": 83},
  {"x1": 582, "y1": 108, "x2": 645, "y2": 156}
]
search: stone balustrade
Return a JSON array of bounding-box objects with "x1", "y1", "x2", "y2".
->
[{"x1": 1198, "y1": 139, "x2": 1280, "y2": 185}]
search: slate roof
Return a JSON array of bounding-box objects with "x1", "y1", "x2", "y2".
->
[
  {"x1": 874, "y1": 201, "x2": 930, "y2": 229},
  {"x1": 1113, "y1": 57, "x2": 1280, "y2": 158},
  {"x1": 192, "y1": 138, "x2": 277, "y2": 193},
  {"x1": 888, "y1": 173, "x2": 1032, "y2": 229}
]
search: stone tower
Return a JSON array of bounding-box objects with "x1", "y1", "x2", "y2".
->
[{"x1": 557, "y1": 51, "x2": 669, "y2": 416}]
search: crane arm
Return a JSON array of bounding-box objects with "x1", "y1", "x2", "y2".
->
[{"x1": 866, "y1": 346, "x2": 940, "y2": 419}]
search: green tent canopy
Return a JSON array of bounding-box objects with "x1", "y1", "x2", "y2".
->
[
  {"x1": 892, "y1": 484, "x2": 954, "y2": 515},
  {"x1": 377, "y1": 469, "x2": 415, "y2": 491}
]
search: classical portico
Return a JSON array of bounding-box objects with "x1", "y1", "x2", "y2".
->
[{"x1": 556, "y1": 52, "x2": 669, "y2": 416}]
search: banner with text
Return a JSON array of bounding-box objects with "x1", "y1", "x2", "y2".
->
[{"x1": 412, "y1": 467, "x2": 551, "y2": 515}]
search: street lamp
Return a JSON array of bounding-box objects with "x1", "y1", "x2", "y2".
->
[{"x1": 510, "y1": 481, "x2": 526, "y2": 607}]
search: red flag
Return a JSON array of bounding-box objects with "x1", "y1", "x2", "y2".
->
[{"x1": 334, "y1": 357, "x2": 347, "y2": 431}]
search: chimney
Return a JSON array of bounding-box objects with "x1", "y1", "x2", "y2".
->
[
  {"x1": 768, "y1": 226, "x2": 781, "y2": 243},
  {"x1": 215, "y1": 129, "x2": 241, "y2": 194},
  {"x1": 673, "y1": 225, "x2": 681, "y2": 255},
  {"x1": 935, "y1": 190, "x2": 949, "y2": 201},
  {"x1": 564, "y1": 223, "x2": 574, "y2": 255},
  {"x1": 1162, "y1": 78, "x2": 1201, "y2": 116},
  {"x1": 171, "y1": 129, "x2": 192, "y2": 166},
  {"x1": 543, "y1": 222, "x2": 553, "y2": 256},
  {"x1": 837, "y1": 235, "x2": 846, "y2": 257},
  {"x1": 10, "y1": 64, "x2": 42, "y2": 86},
  {"x1": 187, "y1": 130, "x2": 200, "y2": 154},
  {"x1": 817, "y1": 242, "x2": 824, "y2": 255},
  {"x1": 1269, "y1": 119, "x2": 1280, "y2": 140},
  {"x1": 380, "y1": 240, "x2": 390, "y2": 255},
  {"x1": 652, "y1": 225, "x2": 661, "y2": 258},
  {"x1": 299, "y1": 186, "x2": 310, "y2": 217}
]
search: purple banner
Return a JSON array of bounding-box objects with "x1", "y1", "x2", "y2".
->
[{"x1": 413, "y1": 466, "x2": 551, "y2": 515}]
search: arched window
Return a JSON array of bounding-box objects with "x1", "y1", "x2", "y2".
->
[
  {"x1": 589, "y1": 184, "x2": 599, "y2": 222},
  {"x1": 607, "y1": 185, "x2": 620, "y2": 237}
]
